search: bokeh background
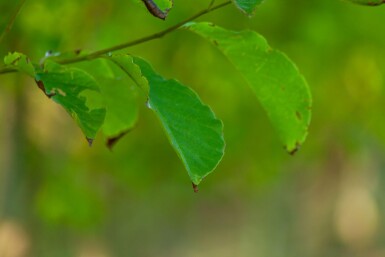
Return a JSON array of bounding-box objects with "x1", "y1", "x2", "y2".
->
[{"x1": 1, "y1": 0, "x2": 385, "y2": 256}]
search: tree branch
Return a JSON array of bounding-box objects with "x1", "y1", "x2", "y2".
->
[
  {"x1": 59, "y1": 0, "x2": 231, "y2": 64},
  {"x1": 0, "y1": 1, "x2": 232, "y2": 75}
]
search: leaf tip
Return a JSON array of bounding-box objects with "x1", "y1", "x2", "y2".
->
[
  {"x1": 86, "y1": 138, "x2": 94, "y2": 147},
  {"x1": 192, "y1": 183, "x2": 199, "y2": 193},
  {"x1": 35, "y1": 80, "x2": 56, "y2": 98},
  {"x1": 106, "y1": 131, "x2": 130, "y2": 150},
  {"x1": 286, "y1": 142, "x2": 301, "y2": 156}
]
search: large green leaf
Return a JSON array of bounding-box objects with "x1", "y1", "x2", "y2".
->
[
  {"x1": 35, "y1": 61, "x2": 106, "y2": 141},
  {"x1": 345, "y1": 0, "x2": 384, "y2": 5},
  {"x1": 184, "y1": 22, "x2": 312, "y2": 153},
  {"x1": 132, "y1": 57, "x2": 225, "y2": 185},
  {"x1": 233, "y1": 0, "x2": 265, "y2": 15},
  {"x1": 3, "y1": 52, "x2": 36, "y2": 77},
  {"x1": 70, "y1": 57, "x2": 141, "y2": 147}
]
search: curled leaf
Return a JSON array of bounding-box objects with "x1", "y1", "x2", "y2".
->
[{"x1": 141, "y1": 0, "x2": 173, "y2": 20}]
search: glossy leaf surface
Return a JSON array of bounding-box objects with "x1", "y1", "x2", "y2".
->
[
  {"x1": 133, "y1": 57, "x2": 225, "y2": 185},
  {"x1": 184, "y1": 22, "x2": 312, "y2": 153}
]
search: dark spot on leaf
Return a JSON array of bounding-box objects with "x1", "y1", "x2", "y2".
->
[
  {"x1": 192, "y1": 183, "x2": 199, "y2": 193},
  {"x1": 213, "y1": 40, "x2": 219, "y2": 46},
  {"x1": 295, "y1": 111, "x2": 302, "y2": 120},
  {"x1": 35, "y1": 80, "x2": 56, "y2": 98},
  {"x1": 74, "y1": 49, "x2": 82, "y2": 55},
  {"x1": 106, "y1": 130, "x2": 130, "y2": 150},
  {"x1": 86, "y1": 137, "x2": 94, "y2": 147}
]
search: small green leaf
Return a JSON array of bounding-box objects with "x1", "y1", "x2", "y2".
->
[
  {"x1": 132, "y1": 57, "x2": 225, "y2": 185},
  {"x1": 233, "y1": 0, "x2": 264, "y2": 15},
  {"x1": 3, "y1": 52, "x2": 36, "y2": 77},
  {"x1": 184, "y1": 22, "x2": 312, "y2": 153},
  {"x1": 36, "y1": 61, "x2": 106, "y2": 140},
  {"x1": 70, "y1": 57, "x2": 140, "y2": 147},
  {"x1": 345, "y1": 0, "x2": 384, "y2": 5}
]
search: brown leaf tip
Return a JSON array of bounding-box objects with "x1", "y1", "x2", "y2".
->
[
  {"x1": 192, "y1": 183, "x2": 199, "y2": 193},
  {"x1": 35, "y1": 80, "x2": 56, "y2": 98},
  {"x1": 287, "y1": 142, "x2": 301, "y2": 156},
  {"x1": 106, "y1": 131, "x2": 129, "y2": 150},
  {"x1": 86, "y1": 138, "x2": 94, "y2": 147}
]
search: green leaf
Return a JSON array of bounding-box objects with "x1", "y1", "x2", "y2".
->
[
  {"x1": 184, "y1": 22, "x2": 312, "y2": 153},
  {"x1": 70, "y1": 57, "x2": 140, "y2": 147},
  {"x1": 233, "y1": 0, "x2": 264, "y2": 15},
  {"x1": 345, "y1": 0, "x2": 384, "y2": 5},
  {"x1": 35, "y1": 61, "x2": 106, "y2": 140},
  {"x1": 132, "y1": 57, "x2": 225, "y2": 185},
  {"x1": 3, "y1": 52, "x2": 36, "y2": 77},
  {"x1": 106, "y1": 54, "x2": 149, "y2": 95}
]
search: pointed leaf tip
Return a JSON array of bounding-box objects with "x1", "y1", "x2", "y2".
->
[
  {"x1": 287, "y1": 143, "x2": 301, "y2": 156},
  {"x1": 192, "y1": 183, "x2": 199, "y2": 193},
  {"x1": 87, "y1": 138, "x2": 94, "y2": 147},
  {"x1": 106, "y1": 131, "x2": 130, "y2": 150}
]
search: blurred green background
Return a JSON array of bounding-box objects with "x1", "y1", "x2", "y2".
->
[{"x1": 1, "y1": 0, "x2": 385, "y2": 256}]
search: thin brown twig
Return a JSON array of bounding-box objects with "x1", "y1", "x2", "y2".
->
[
  {"x1": 0, "y1": 0, "x2": 232, "y2": 75},
  {"x1": 58, "y1": 0, "x2": 231, "y2": 65}
]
